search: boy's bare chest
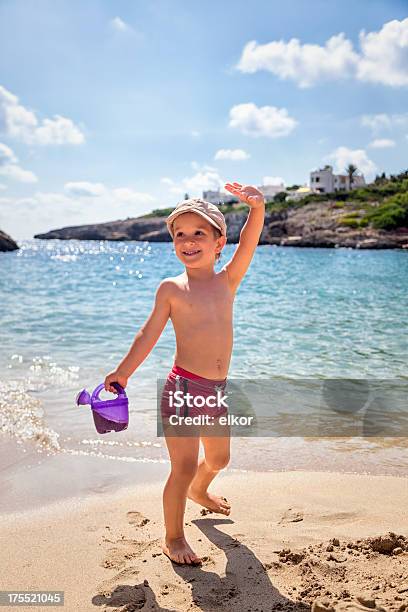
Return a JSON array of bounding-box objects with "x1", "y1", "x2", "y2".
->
[{"x1": 172, "y1": 283, "x2": 233, "y2": 322}]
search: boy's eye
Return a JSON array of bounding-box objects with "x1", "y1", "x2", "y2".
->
[{"x1": 176, "y1": 230, "x2": 204, "y2": 237}]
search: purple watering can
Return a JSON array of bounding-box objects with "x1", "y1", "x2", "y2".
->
[{"x1": 76, "y1": 382, "x2": 129, "y2": 434}]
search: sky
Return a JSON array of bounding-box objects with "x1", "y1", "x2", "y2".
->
[{"x1": 0, "y1": 0, "x2": 407, "y2": 239}]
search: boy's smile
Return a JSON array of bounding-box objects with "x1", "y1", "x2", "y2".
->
[{"x1": 182, "y1": 249, "x2": 201, "y2": 257}]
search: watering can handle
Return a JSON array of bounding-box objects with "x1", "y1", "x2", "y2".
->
[{"x1": 92, "y1": 382, "x2": 126, "y2": 403}]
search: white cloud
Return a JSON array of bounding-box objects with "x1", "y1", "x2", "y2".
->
[
  {"x1": 15, "y1": 186, "x2": 155, "y2": 208},
  {"x1": 237, "y1": 33, "x2": 357, "y2": 88},
  {"x1": 167, "y1": 170, "x2": 224, "y2": 196},
  {"x1": 111, "y1": 16, "x2": 131, "y2": 32},
  {"x1": 33, "y1": 116, "x2": 84, "y2": 145},
  {"x1": 262, "y1": 176, "x2": 285, "y2": 186},
  {"x1": 361, "y1": 112, "x2": 408, "y2": 133},
  {"x1": 0, "y1": 183, "x2": 6, "y2": 190},
  {"x1": 0, "y1": 184, "x2": 157, "y2": 239},
  {"x1": 191, "y1": 130, "x2": 200, "y2": 138},
  {"x1": 0, "y1": 165, "x2": 37, "y2": 183},
  {"x1": 22, "y1": 185, "x2": 156, "y2": 209},
  {"x1": 64, "y1": 181, "x2": 106, "y2": 197},
  {"x1": 0, "y1": 85, "x2": 85, "y2": 145},
  {"x1": 361, "y1": 113, "x2": 392, "y2": 132},
  {"x1": 357, "y1": 19, "x2": 408, "y2": 86},
  {"x1": 15, "y1": 197, "x2": 38, "y2": 207},
  {"x1": 0, "y1": 142, "x2": 37, "y2": 183},
  {"x1": 161, "y1": 164, "x2": 224, "y2": 197},
  {"x1": 112, "y1": 188, "x2": 156, "y2": 204},
  {"x1": 326, "y1": 146, "x2": 377, "y2": 178},
  {"x1": 214, "y1": 148, "x2": 250, "y2": 161},
  {"x1": 368, "y1": 138, "x2": 396, "y2": 149},
  {"x1": 229, "y1": 103, "x2": 297, "y2": 138},
  {"x1": 0, "y1": 142, "x2": 17, "y2": 164},
  {"x1": 32, "y1": 191, "x2": 74, "y2": 206},
  {"x1": 190, "y1": 161, "x2": 217, "y2": 172},
  {"x1": 236, "y1": 17, "x2": 408, "y2": 88}
]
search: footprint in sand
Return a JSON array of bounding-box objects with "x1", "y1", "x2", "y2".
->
[
  {"x1": 319, "y1": 511, "x2": 358, "y2": 523},
  {"x1": 101, "y1": 547, "x2": 142, "y2": 570},
  {"x1": 93, "y1": 581, "x2": 146, "y2": 610},
  {"x1": 101, "y1": 538, "x2": 159, "y2": 570},
  {"x1": 127, "y1": 511, "x2": 150, "y2": 528},
  {"x1": 278, "y1": 507, "x2": 304, "y2": 525},
  {"x1": 97, "y1": 566, "x2": 140, "y2": 593}
]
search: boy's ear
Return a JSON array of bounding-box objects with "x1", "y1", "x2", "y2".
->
[{"x1": 216, "y1": 235, "x2": 227, "y2": 253}]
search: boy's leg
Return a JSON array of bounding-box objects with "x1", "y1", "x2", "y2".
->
[
  {"x1": 162, "y1": 432, "x2": 202, "y2": 564},
  {"x1": 188, "y1": 425, "x2": 231, "y2": 515}
]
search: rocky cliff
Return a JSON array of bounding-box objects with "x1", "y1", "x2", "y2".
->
[
  {"x1": 34, "y1": 217, "x2": 171, "y2": 242},
  {"x1": 0, "y1": 229, "x2": 19, "y2": 252},
  {"x1": 34, "y1": 201, "x2": 408, "y2": 249}
]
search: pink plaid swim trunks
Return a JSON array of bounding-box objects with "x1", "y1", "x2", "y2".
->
[{"x1": 160, "y1": 364, "x2": 228, "y2": 420}]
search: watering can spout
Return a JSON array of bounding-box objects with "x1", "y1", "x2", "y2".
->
[{"x1": 76, "y1": 389, "x2": 92, "y2": 406}]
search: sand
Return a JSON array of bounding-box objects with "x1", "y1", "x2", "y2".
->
[{"x1": 1, "y1": 470, "x2": 407, "y2": 612}]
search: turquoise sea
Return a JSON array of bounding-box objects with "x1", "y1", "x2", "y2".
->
[{"x1": 0, "y1": 239, "x2": 407, "y2": 512}]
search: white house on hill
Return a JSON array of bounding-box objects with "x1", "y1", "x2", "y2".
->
[
  {"x1": 310, "y1": 165, "x2": 365, "y2": 193},
  {"x1": 286, "y1": 186, "x2": 313, "y2": 202},
  {"x1": 202, "y1": 190, "x2": 237, "y2": 205},
  {"x1": 203, "y1": 182, "x2": 286, "y2": 205},
  {"x1": 258, "y1": 183, "x2": 286, "y2": 199}
]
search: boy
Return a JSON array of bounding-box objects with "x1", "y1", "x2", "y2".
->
[{"x1": 104, "y1": 181, "x2": 265, "y2": 565}]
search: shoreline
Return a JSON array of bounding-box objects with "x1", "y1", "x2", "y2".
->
[
  {"x1": 3, "y1": 463, "x2": 408, "y2": 521},
  {"x1": 1, "y1": 431, "x2": 408, "y2": 517},
  {"x1": 1, "y1": 470, "x2": 407, "y2": 611}
]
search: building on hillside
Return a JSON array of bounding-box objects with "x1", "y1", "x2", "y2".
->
[
  {"x1": 258, "y1": 183, "x2": 286, "y2": 200},
  {"x1": 286, "y1": 186, "x2": 313, "y2": 202},
  {"x1": 202, "y1": 190, "x2": 237, "y2": 205},
  {"x1": 203, "y1": 181, "x2": 286, "y2": 205},
  {"x1": 310, "y1": 165, "x2": 365, "y2": 193}
]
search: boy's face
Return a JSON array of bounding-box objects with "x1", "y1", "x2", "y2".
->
[{"x1": 172, "y1": 212, "x2": 226, "y2": 267}]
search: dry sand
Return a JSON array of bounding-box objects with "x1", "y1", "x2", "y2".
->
[{"x1": 1, "y1": 470, "x2": 407, "y2": 612}]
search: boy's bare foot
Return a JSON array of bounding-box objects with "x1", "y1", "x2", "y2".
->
[
  {"x1": 188, "y1": 487, "x2": 231, "y2": 515},
  {"x1": 162, "y1": 537, "x2": 202, "y2": 565}
]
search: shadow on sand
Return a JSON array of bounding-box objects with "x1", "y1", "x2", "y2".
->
[
  {"x1": 92, "y1": 517, "x2": 307, "y2": 611},
  {"x1": 171, "y1": 517, "x2": 307, "y2": 611}
]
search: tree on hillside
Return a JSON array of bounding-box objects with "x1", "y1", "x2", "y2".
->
[
  {"x1": 374, "y1": 172, "x2": 387, "y2": 184},
  {"x1": 273, "y1": 191, "x2": 287, "y2": 203},
  {"x1": 346, "y1": 164, "x2": 358, "y2": 190}
]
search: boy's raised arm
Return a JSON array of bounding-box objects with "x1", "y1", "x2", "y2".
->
[
  {"x1": 104, "y1": 279, "x2": 172, "y2": 391},
  {"x1": 222, "y1": 182, "x2": 265, "y2": 292}
]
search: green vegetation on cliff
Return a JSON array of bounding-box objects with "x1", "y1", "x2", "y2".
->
[
  {"x1": 141, "y1": 169, "x2": 408, "y2": 231},
  {"x1": 269, "y1": 168, "x2": 408, "y2": 230}
]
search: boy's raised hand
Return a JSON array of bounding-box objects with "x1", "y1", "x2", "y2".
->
[{"x1": 224, "y1": 182, "x2": 265, "y2": 209}]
